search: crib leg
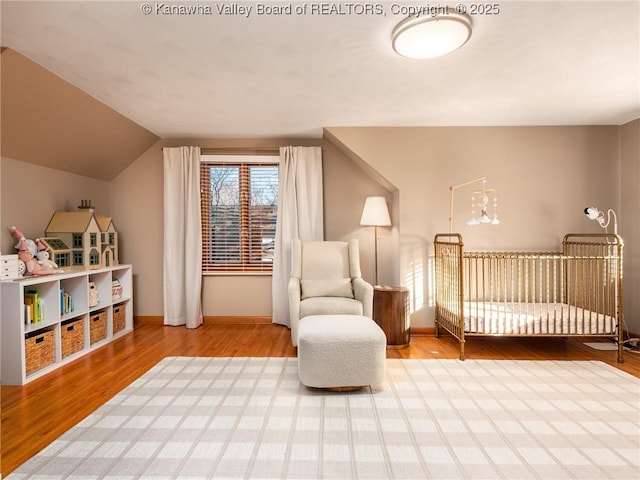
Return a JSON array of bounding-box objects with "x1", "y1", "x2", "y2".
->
[
  {"x1": 460, "y1": 340, "x2": 465, "y2": 361},
  {"x1": 618, "y1": 342, "x2": 625, "y2": 363},
  {"x1": 435, "y1": 320, "x2": 440, "y2": 338}
]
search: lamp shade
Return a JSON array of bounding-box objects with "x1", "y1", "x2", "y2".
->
[{"x1": 360, "y1": 196, "x2": 392, "y2": 226}]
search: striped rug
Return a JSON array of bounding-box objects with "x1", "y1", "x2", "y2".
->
[{"x1": 8, "y1": 357, "x2": 639, "y2": 479}]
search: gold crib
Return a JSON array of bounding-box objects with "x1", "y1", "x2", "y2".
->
[{"x1": 434, "y1": 233, "x2": 624, "y2": 362}]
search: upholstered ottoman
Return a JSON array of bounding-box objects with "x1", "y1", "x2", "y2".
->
[{"x1": 297, "y1": 314, "x2": 387, "y2": 389}]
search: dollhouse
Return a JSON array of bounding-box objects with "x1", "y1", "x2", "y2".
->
[
  {"x1": 45, "y1": 211, "x2": 118, "y2": 269},
  {"x1": 95, "y1": 215, "x2": 119, "y2": 267}
]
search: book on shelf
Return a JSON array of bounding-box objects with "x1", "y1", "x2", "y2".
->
[
  {"x1": 24, "y1": 290, "x2": 41, "y2": 323},
  {"x1": 60, "y1": 289, "x2": 74, "y2": 315}
]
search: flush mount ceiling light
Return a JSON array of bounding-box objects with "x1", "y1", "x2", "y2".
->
[{"x1": 392, "y1": 10, "x2": 473, "y2": 59}]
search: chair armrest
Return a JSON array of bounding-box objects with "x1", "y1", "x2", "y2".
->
[
  {"x1": 352, "y1": 277, "x2": 374, "y2": 319},
  {"x1": 288, "y1": 277, "x2": 302, "y2": 347}
]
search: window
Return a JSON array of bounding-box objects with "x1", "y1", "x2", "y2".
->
[
  {"x1": 90, "y1": 233, "x2": 97, "y2": 248},
  {"x1": 89, "y1": 250, "x2": 100, "y2": 266},
  {"x1": 72, "y1": 234, "x2": 83, "y2": 248},
  {"x1": 73, "y1": 251, "x2": 83, "y2": 265},
  {"x1": 200, "y1": 156, "x2": 278, "y2": 273},
  {"x1": 46, "y1": 238, "x2": 69, "y2": 250},
  {"x1": 57, "y1": 253, "x2": 70, "y2": 267}
]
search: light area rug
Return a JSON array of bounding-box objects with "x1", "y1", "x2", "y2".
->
[{"x1": 7, "y1": 357, "x2": 640, "y2": 480}]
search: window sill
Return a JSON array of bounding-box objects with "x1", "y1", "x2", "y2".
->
[{"x1": 202, "y1": 271, "x2": 273, "y2": 277}]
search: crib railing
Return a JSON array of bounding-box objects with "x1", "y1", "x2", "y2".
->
[
  {"x1": 562, "y1": 233, "x2": 623, "y2": 325},
  {"x1": 434, "y1": 234, "x2": 466, "y2": 355},
  {"x1": 434, "y1": 233, "x2": 624, "y2": 362},
  {"x1": 463, "y1": 251, "x2": 562, "y2": 305}
]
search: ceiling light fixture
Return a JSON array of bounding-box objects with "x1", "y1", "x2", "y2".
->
[{"x1": 392, "y1": 9, "x2": 473, "y2": 59}]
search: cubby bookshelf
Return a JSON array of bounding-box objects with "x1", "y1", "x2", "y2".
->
[{"x1": 1, "y1": 264, "x2": 133, "y2": 385}]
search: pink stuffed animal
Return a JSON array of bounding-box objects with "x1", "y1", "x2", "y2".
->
[
  {"x1": 9, "y1": 227, "x2": 53, "y2": 276},
  {"x1": 9, "y1": 226, "x2": 36, "y2": 256}
]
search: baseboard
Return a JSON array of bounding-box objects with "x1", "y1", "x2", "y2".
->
[
  {"x1": 410, "y1": 327, "x2": 436, "y2": 336},
  {"x1": 134, "y1": 316, "x2": 164, "y2": 324},
  {"x1": 626, "y1": 329, "x2": 639, "y2": 339},
  {"x1": 134, "y1": 316, "x2": 272, "y2": 325},
  {"x1": 204, "y1": 316, "x2": 272, "y2": 325},
  {"x1": 135, "y1": 316, "x2": 438, "y2": 333}
]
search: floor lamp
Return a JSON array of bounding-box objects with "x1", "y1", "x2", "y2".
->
[{"x1": 360, "y1": 196, "x2": 392, "y2": 286}]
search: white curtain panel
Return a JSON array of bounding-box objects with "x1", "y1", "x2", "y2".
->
[
  {"x1": 272, "y1": 146, "x2": 324, "y2": 327},
  {"x1": 162, "y1": 146, "x2": 203, "y2": 329}
]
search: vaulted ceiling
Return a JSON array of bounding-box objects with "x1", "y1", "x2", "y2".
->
[
  {"x1": 1, "y1": 1, "x2": 639, "y2": 179},
  {"x1": 1, "y1": 49, "x2": 159, "y2": 180}
]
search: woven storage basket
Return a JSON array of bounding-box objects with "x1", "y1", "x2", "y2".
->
[
  {"x1": 113, "y1": 304, "x2": 126, "y2": 333},
  {"x1": 25, "y1": 329, "x2": 55, "y2": 375},
  {"x1": 89, "y1": 310, "x2": 108, "y2": 345},
  {"x1": 61, "y1": 317, "x2": 85, "y2": 358}
]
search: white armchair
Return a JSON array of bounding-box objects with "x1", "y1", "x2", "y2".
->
[{"x1": 288, "y1": 238, "x2": 374, "y2": 347}]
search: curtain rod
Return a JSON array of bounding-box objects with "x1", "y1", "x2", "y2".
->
[
  {"x1": 202, "y1": 147, "x2": 280, "y2": 156},
  {"x1": 161, "y1": 146, "x2": 280, "y2": 156}
]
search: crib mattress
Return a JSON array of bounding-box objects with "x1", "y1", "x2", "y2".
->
[{"x1": 462, "y1": 302, "x2": 617, "y2": 335}]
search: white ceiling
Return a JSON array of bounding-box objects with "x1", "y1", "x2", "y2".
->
[{"x1": 2, "y1": 1, "x2": 639, "y2": 139}]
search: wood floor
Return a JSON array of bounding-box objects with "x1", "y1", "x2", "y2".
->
[{"x1": 2, "y1": 318, "x2": 639, "y2": 476}]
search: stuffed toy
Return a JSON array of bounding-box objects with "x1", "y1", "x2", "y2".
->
[
  {"x1": 9, "y1": 227, "x2": 53, "y2": 276},
  {"x1": 35, "y1": 239, "x2": 60, "y2": 272},
  {"x1": 17, "y1": 242, "x2": 53, "y2": 276},
  {"x1": 9, "y1": 226, "x2": 36, "y2": 256}
]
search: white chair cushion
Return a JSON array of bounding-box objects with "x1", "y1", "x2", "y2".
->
[
  {"x1": 301, "y1": 278, "x2": 354, "y2": 299},
  {"x1": 300, "y1": 241, "x2": 350, "y2": 279},
  {"x1": 300, "y1": 297, "x2": 363, "y2": 318}
]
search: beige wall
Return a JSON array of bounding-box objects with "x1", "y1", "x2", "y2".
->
[
  {"x1": 326, "y1": 126, "x2": 623, "y2": 328},
  {"x1": 2, "y1": 123, "x2": 637, "y2": 334},
  {"x1": 109, "y1": 138, "x2": 388, "y2": 317},
  {"x1": 620, "y1": 119, "x2": 640, "y2": 334},
  {"x1": 322, "y1": 139, "x2": 397, "y2": 286},
  {"x1": 0, "y1": 157, "x2": 111, "y2": 254}
]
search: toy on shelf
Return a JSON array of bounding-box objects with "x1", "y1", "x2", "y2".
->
[
  {"x1": 35, "y1": 239, "x2": 62, "y2": 272},
  {"x1": 9, "y1": 226, "x2": 36, "y2": 256},
  {"x1": 89, "y1": 282, "x2": 99, "y2": 307},
  {"x1": 9, "y1": 226, "x2": 54, "y2": 276},
  {"x1": 46, "y1": 205, "x2": 119, "y2": 269}
]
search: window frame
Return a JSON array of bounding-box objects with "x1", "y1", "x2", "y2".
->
[
  {"x1": 57, "y1": 253, "x2": 70, "y2": 267},
  {"x1": 89, "y1": 250, "x2": 101, "y2": 266},
  {"x1": 200, "y1": 154, "x2": 279, "y2": 275}
]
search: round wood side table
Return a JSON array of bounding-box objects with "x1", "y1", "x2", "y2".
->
[{"x1": 373, "y1": 285, "x2": 410, "y2": 348}]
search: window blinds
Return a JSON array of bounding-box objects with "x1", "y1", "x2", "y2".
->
[{"x1": 200, "y1": 161, "x2": 278, "y2": 272}]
